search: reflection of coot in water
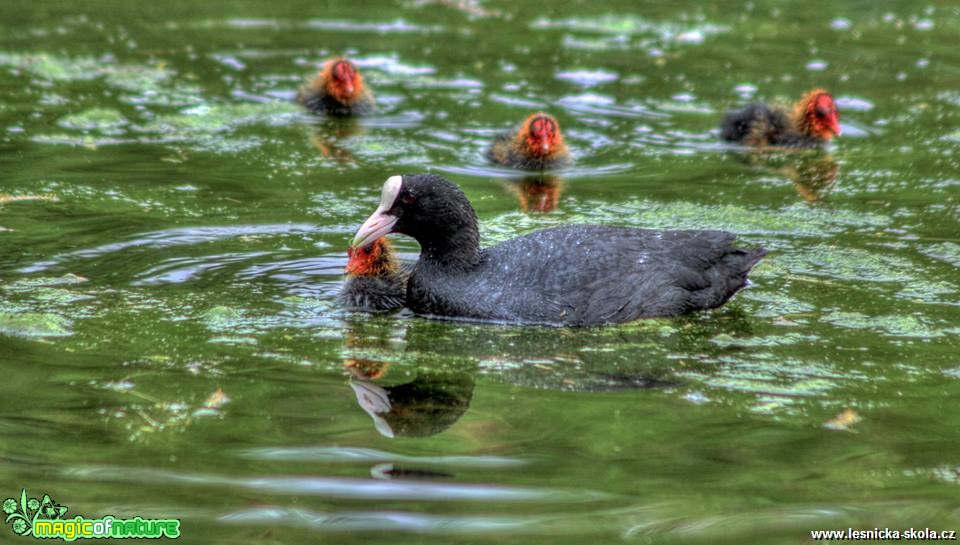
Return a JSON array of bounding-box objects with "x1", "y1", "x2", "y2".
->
[{"x1": 350, "y1": 372, "x2": 474, "y2": 438}]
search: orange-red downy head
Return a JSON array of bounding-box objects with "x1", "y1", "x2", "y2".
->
[
  {"x1": 321, "y1": 59, "x2": 364, "y2": 104},
  {"x1": 346, "y1": 237, "x2": 395, "y2": 276},
  {"x1": 517, "y1": 113, "x2": 565, "y2": 158},
  {"x1": 797, "y1": 89, "x2": 841, "y2": 141}
]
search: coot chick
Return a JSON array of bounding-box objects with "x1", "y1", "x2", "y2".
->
[
  {"x1": 721, "y1": 89, "x2": 840, "y2": 148},
  {"x1": 488, "y1": 113, "x2": 572, "y2": 170},
  {"x1": 338, "y1": 237, "x2": 408, "y2": 311},
  {"x1": 353, "y1": 174, "x2": 766, "y2": 326},
  {"x1": 297, "y1": 58, "x2": 375, "y2": 117}
]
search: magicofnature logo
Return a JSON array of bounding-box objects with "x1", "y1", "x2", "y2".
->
[{"x1": 3, "y1": 489, "x2": 180, "y2": 541}]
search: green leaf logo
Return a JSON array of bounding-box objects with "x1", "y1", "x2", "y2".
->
[{"x1": 2, "y1": 489, "x2": 61, "y2": 537}]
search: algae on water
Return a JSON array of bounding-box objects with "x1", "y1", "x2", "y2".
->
[{"x1": 0, "y1": 312, "x2": 72, "y2": 338}]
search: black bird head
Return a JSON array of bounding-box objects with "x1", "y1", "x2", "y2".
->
[{"x1": 353, "y1": 174, "x2": 480, "y2": 267}]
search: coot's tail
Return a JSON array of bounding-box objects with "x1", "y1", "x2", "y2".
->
[{"x1": 717, "y1": 247, "x2": 767, "y2": 305}]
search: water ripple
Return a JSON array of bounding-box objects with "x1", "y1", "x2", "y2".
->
[
  {"x1": 63, "y1": 465, "x2": 605, "y2": 502},
  {"x1": 235, "y1": 446, "x2": 527, "y2": 467},
  {"x1": 20, "y1": 224, "x2": 320, "y2": 273}
]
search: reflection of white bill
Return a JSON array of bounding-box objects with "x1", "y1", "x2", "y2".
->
[
  {"x1": 349, "y1": 380, "x2": 394, "y2": 438},
  {"x1": 370, "y1": 462, "x2": 394, "y2": 480}
]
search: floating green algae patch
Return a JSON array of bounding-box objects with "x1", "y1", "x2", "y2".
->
[
  {"x1": 821, "y1": 311, "x2": 944, "y2": 338},
  {"x1": 740, "y1": 291, "x2": 816, "y2": 318},
  {"x1": 57, "y1": 108, "x2": 129, "y2": 133},
  {"x1": 481, "y1": 199, "x2": 891, "y2": 245},
  {"x1": 0, "y1": 52, "x2": 103, "y2": 81},
  {"x1": 1, "y1": 274, "x2": 95, "y2": 307},
  {"x1": 135, "y1": 101, "x2": 300, "y2": 153},
  {"x1": 530, "y1": 15, "x2": 728, "y2": 44},
  {"x1": 775, "y1": 244, "x2": 918, "y2": 283},
  {"x1": 0, "y1": 312, "x2": 72, "y2": 338},
  {"x1": 896, "y1": 280, "x2": 957, "y2": 305},
  {"x1": 2, "y1": 274, "x2": 88, "y2": 291},
  {"x1": 200, "y1": 297, "x2": 342, "y2": 337},
  {"x1": 0, "y1": 52, "x2": 175, "y2": 89},
  {"x1": 710, "y1": 332, "x2": 819, "y2": 348},
  {"x1": 922, "y1": 242, "x2": 960, "y2": 268},
  {"x1": 142, "y1": 102, "x2": 299, "y2": 134}
]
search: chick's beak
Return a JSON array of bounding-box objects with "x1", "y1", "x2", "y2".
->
[
  {"x1": 353, "y1": 209, "x2": 397, "y2": 249},
  {"x1": 539, "y1": 135, "x2": 551, "y2": 153},
  {"x1": 830, "y1": 115, "x2": 842, "y2": 136}
]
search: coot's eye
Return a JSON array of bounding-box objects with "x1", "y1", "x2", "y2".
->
[{"x1": 400, "y1": 193, "x2": 416, "y2": 205}]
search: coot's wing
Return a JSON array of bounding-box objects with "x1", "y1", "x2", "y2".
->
[{"x1": 485, "y1": 226, "x2": 762, "y2": 325}]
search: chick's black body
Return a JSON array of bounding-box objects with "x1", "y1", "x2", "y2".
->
[
  {"x1": 339, "y1": 273, "x2": 407, "y2": 311},
  {"x1": 721, "y1": 104, "x2": 822, "y2": 148},
  {"x1": 378, "y1": 175, "x2": 765, "y2": 326},
  {"x1": 298, "y1": 91, "x2": 374, "y2": 117}
]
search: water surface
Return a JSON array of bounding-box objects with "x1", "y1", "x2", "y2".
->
[{"x1": 1, "y1": 1, "x2": 959, "y2": 543}]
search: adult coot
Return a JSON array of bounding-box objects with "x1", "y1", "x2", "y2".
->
[
  {"x1": 721, "y1": 89, "x2": 840, "y2": 148},
  {"x1": 338, "y1": 237, "x2": 408, "y2": 311},
  {"x1": 488, "y1": 113, "x2": 572, "y2": 170},
  {"x1": 352, "y1": 174, "x2": 766, "y2": 326},
  {"x1": 297, "y1": 58, "x2": 375, "y2": 117}
]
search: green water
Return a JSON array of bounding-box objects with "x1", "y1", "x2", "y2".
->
[{"x1": 1, "y1": 1, "x2": 959, "y2": 543}]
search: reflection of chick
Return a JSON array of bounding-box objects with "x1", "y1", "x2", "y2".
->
[
  {"x1": 504, "y1": 175, "x2": 563, "y2": 213},
  {"x1": 738, "y1": 150, "x2": 839, "y2": 203},
  {"x1": 340, "y1": 311, "x2": 403, "y2": 381},
  {"x1": 345, "y1": 359, "x2": 390, "y2": 381},
  {"x1": 297, "y1": 58, "x2": 375, "y2": 116},
  {"x1": 782, "y1": 153, "x2": 838, "y2": 203},
  {"x1": 309, "y1": 118, "x2": 364, "y2": 163}
]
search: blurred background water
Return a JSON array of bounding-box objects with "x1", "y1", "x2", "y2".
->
[{"x1": 1, "y1": 0, "x2": 959, "y2": 543}]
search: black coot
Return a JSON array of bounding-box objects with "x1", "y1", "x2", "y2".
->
[{"x1": 353, "y1": 174, "x2": 766, "y2": 326}]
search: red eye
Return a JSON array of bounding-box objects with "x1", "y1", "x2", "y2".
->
[{"x1": 400, "y1": 193, "x2": 416, "y2": 205}]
